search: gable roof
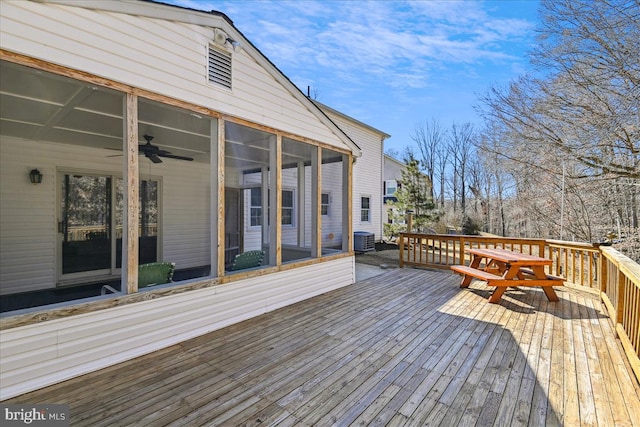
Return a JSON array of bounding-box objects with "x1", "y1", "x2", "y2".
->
[
  {"x1": 42, "y1": 0, "x2": 362, "y2": 157},
  {"x1": 314, "y1": 100, "x2": 390, "y2": 141}
]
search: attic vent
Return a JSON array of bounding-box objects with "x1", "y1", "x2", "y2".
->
[{"x1": 208, "y1": 45, "x2": 232, "y2": 89}]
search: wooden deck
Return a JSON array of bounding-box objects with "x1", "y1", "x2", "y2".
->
[{"x1": 6, "y1": 268, "x2": 640, "y2": 426}]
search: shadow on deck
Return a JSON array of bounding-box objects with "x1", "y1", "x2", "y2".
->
[{"x1": 5, "y1": 268, "x2": 640, "y2": 426}]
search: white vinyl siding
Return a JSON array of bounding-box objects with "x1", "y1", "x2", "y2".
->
[
  {"x1": 320, "y1": 109, "x2": 384, "y2": 239},
  {"x1": 0, "y1": 139, "x2": 56, "y2": 295},
  {"x1": 320, "y1": 162, "x2": 345, "y2": 247},
  {"x1": 0, "y1": 1, "x2": 350, "y2": 151},
  {"x1": 0, "y1": 256, "x2": 355, "y2": 400}
]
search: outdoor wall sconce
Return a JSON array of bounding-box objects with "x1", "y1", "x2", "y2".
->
[
  {"x1": 29, "y1": 168, "x2": 43, "y2": 184},
  {"x1": 225, "y1": 37, "x2": 241, "y2": 51},
  {"x1": 214, "y1": 28, "x2": 241, "y2": 51}
]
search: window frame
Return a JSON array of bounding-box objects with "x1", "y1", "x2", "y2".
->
[
  {"x1": 360, "y1": 196, "x2": 371, "y2": 223},
  {"x1": 321, "y1": 192, "x2": 330, "y2": 216},
  {"x1": 249, "y1": 187, "x2": 262, "y2": 227},
  {"x1": 281, "y1": 189, "x2": 295, "y2": 227},
  {"x1": 248, "y1": 187, "x2": 295, "y2": 227},
  {"x1": 385, "y1": 180, "x2": 398, "y2": 196}
]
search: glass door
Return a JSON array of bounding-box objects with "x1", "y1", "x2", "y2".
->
[
  {"x1": 59, "y1": 174, "x2": 112, "y2": 277},
  {"x1": 115, "y1": 178, "x2": 159, "y2": 267},
  {"x1": 59, "y1": 173, "x2": 160, "y2": 281}
]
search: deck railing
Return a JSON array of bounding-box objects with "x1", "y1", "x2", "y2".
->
[{"x1": 398, "y1": 232, "x2": 640, "y2": 383}]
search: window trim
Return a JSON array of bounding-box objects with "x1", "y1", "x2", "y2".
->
[
  {"x1": 360, "y1": 195, "x2": 371, "y2": 223},
  {"x1": 249, "y1": 187, "x2": 262, "y2": 227},
  {"x1": 281, "y1": 189, "x2": 295, "y2": 227},
  {"x1": 248, "y1": 187, "x2": 296, "y2": 227},
  {"x1": 321, "y1": 192, "x2": 330, "y2": 216},
  {"x1": 385, "y1": 180, "x2": 397, "y2": 196}
]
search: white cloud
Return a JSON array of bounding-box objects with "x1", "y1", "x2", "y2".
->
[
  {"x1": 166, "y1": 0, "x2": 537, "y2": 144},
  {"x1": 170, "y1": 0, "x2": 533, "y2": 88}
]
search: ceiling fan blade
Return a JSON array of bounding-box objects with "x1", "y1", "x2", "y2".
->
[
  {"x1": 160, "y1": 153, "x2": 194, "y2": 161},
  {"x1": 146, "y1": 153, "x2": 163, "y2": 163}
]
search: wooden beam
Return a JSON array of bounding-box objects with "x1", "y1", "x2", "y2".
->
[
  {"x1": 312, "y1": 147, "x2": 321, "y2": 258},
  {"x1": 275, "y1": 135, "x2": 282, "y2": 266},
  {"x1": 222, "y1": 114, "x2": 353, "y2": 157},
  {"x1": 124, "y1": 93, "x2": 139, "y2": 294},
  {"x1": 213, "y1": 119, "x2": 224, "y2": 278},
  {"x1": 1, "y1": 51, "x2": 357, "y2": 161},
  {"x1": 297, "y1": 160, "x2": 306, "y2": 246},
  {"x1": 344, "y1": 154, "x2": 352, "y2": 252},
  {"x1": 0, "y1": 50, "x2": 222, "y2": 120},
  {"x1": 261, "y1": 166, "x2": 270, "y2": 257}
]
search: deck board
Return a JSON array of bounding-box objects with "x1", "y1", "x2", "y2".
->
[{"x1": 4, "y1": 268, "x2": 640, "y2": 426}]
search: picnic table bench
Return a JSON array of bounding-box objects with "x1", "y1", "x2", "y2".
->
[{"x1": 450, "y1": 247, "x2": 564, "y2": 303}]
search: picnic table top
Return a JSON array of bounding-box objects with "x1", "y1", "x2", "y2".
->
[{"x1": 466, "y1": 247, "x2": 552, "y2": 265}]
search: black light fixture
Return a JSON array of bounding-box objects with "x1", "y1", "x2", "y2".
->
[{"x1": 29, "y1": 168, "x2": 43, "y2": 184}]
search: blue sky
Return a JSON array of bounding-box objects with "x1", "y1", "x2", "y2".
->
[{"x1": 170, "y1": 0, "x2": 540, "y2": 154}]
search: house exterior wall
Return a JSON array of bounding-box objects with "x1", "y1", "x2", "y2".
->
[
  {"x1": 320, "y1": 110, "x2": 385, "y2": 241},
  {"x1": 0, "y1": 1, "x2": 347, "y2": 150},
  {"x1": 0, "y1": 0, "x2": 360, "y2": 399},
  {"x1": 0, "y1": 256, "x2": 354, "y2": 400},
  {"x1": 383, "y1": 155, "x2": 407, "y2": 226}
]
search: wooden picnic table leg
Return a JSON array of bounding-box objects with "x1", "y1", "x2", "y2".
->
[
  {"x1": 460, "y1": 255, "x2": 483, "y2": 288},
  {"x1": 542, "y1": 286, "x2": 559, "y2": 302},
  {"x1": 460, "y1": 275, "x2": 472, "y2": 288},
  {"x1": 488, "y1": 286, "x2": 507, "y2": 303},
  {"x1": 528, "y1": 265, "x2": 560, "y2": 301}
]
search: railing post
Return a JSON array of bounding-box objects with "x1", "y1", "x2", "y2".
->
[
  {"x1": 459, "y1": 236, "x2": 465, "y2": 265},
  {"x1": 599, "y1": 246, "x2": 607, "y2": 294},
  {"x1": 616, "y1": 269, "x2": 625, "y2": 327},
  {"x1": 399, "y1": 233, "x2": 404, "y2": 268}
]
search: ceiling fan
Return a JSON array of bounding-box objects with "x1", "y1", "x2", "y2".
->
[{"x1": 108, "y1": 135, "x2": 195, "y2": 163}]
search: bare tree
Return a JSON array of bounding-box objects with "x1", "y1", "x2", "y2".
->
[
  {"x1": 411, "y1": 119, "x2": 447, "y2": 200},
  {"x1": 480, "y1": 0, "x2": 640, "y2": 180},
  {"x1": 448, "y1": 122, "x2": 476, "y2": 216}
]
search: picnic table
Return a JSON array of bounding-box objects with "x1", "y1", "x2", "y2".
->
[{"x1": 450, "y1": 247, "x2": 564, "y2": 303}]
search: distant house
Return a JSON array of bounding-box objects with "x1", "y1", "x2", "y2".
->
[
  {"x1": 0, "y1": 0, "x2": 387, "y2": 399},
  {"x1": 315, "y1": 102, "x2": 390, "y2": 242},
  {"x1": 383, "y1": 154, "x2": 407, "y2": 228}
]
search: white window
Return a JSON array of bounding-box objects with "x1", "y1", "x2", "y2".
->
[
  {"x1": 361, "y1": 196, "x2": 371, "y2": 222},
  {"x1": 250, "y1": 188, "x2": 262, "y2": 227},
  {"x1": 249, "y1": 188, "x2": 294, "y2": 226},
  {"x1": 321, "y1": 193, "x2": 330, "y2": 216},
  {"x1": 282, "y1": 189, "x2": 294, "y2": 226},
  {"x1": 385, "y1": 180, "x2": 397, "y2": 196}
]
